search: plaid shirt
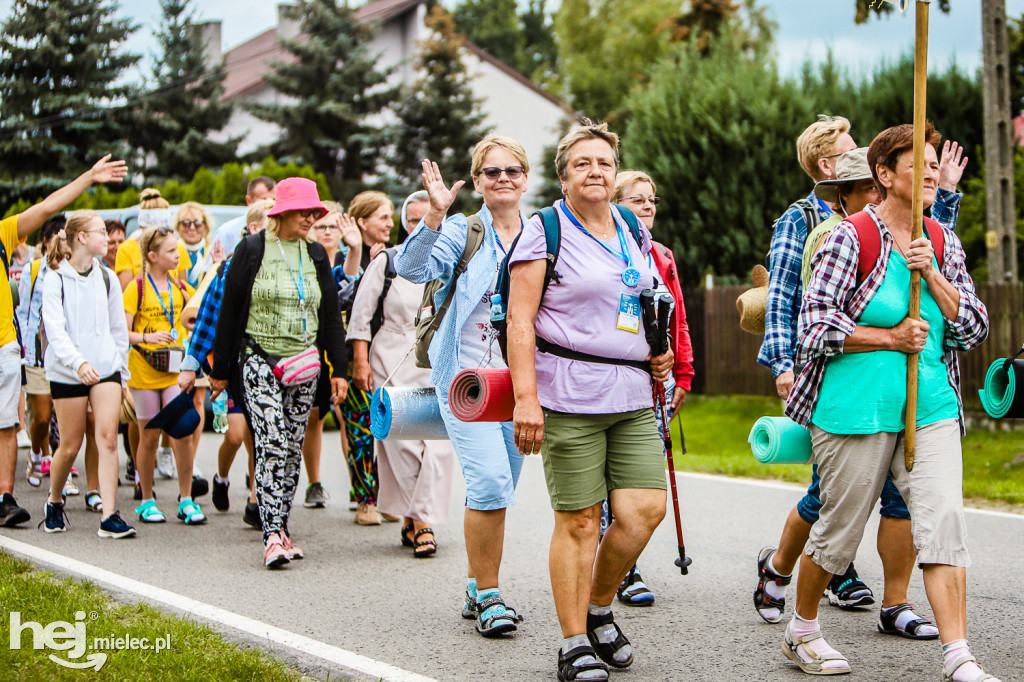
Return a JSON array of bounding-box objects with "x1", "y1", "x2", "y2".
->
[
  {"x1": 181, "y1": 257, "x2": 229, "y2": 373},
  {"x1": 758, "y1": 188, "x2": 962, "y2": 377},
  {"x1": 785, "y1": 205, "x2": 988, "y2": 434}
]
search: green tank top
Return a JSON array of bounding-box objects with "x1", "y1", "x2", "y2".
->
[{"x1": 811, "y1": 249, "x2": 959, "y2": 434}]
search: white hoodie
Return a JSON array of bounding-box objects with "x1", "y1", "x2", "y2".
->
[{"x1": 42, "y1": 259, "x2": 130, "y2": 386}]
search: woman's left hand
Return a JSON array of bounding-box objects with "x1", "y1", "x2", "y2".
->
[
  {"x1": 648, "y1": 350, "x2": 674, "y2": 383},
  {"x1": 331, "y1": 377, "x2": 349, "y2": 405},
  {"x1": 905, "y1": 237, "x2": 935, "y2": 277},
  {"x1": 339, "y1": 214, "x2": 362, "y2": 249},
  {"x1": 211, "y1": 240, "x2": 227, "y2": 264},
  {"x1": 671, "y1": 387, "x2": 687, "y2": 411}
]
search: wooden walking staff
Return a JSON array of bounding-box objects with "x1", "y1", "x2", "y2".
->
[{"x1": 905, "y1": 0, "x2": 931, "y2": 472}]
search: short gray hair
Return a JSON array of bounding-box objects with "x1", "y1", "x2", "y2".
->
[{"x1": 554, "y1": 118, "x2": 620, "y2": 181}]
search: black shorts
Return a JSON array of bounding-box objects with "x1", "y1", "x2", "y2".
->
[{"x1": 50, "y1": 372, "x2": 121, "y2": 400}]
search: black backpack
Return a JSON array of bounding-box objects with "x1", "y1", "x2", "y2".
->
[
  {"x1": 491, "y1": 203, "x2": 647, "y2": 366},
  {"x1": 339, "y1": 247, "x2": 397, "y2": 339}
]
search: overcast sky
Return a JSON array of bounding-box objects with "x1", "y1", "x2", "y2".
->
[{"x1": 1, "y1": 1, "x2": 1022, "y2": 78}]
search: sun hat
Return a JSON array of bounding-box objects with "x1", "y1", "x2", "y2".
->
[
  {"x1": 266, "y1": 177, "x2": 328, "y2": 219},
  {"x1": 736, "y1": 265, "x2": 769, "y2": 335},
  {"x1": 144, "y1": 389, "x2": 200, "y2": 439},
  {"x1": 814, "y1": 147, "x2": 872, "y2": 204}
]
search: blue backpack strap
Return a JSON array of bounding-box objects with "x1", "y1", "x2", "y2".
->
[
  {"x1": 612, "y1": 203, "x2": 645, "y2": 251},
  {"x1": 535, "y1": 206, "x2": 562, "y2": 295}
]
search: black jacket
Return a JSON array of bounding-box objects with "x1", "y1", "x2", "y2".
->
[{"x1": 211, "y1": 232, "x2": 347, "y2": 414}]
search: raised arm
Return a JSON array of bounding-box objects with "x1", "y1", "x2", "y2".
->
[{"x1": 17, "y1": 156, "x2": 128, "y2": 238}]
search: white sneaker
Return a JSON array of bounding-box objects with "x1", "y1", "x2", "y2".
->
[
  {"x1": 156, "y1": 448, "x2": 176, "y2": 479},
  {"x1": 16, "y1": 429, "x2": 30, "y2": 449}
]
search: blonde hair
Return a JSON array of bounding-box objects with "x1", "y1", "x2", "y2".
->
[
  {"x1": 555, "y1": 118, "x2": 620, "y2": 181},
  {"x1": 138, "y1": 226, "x2": 177, "y2": 275},
  {"x1": 470, "y1": 135, "x2": 530, "y2": 177},
  {"x1": 797, "y1": 115, "x2": 852, "y2": 181},
  {"x1": 242, "y1": 198, "x2": 275, "y2": 239},
  {"x1": 347, "y1": 192, "x2": 393, "y2": 240},
  {"x1": 139, "y1": 188, "x2": 169, "y2": 210},
  {"x1": 265, "y1": 213, "x2": 315, "y2": 242},
  {"x1": 47, "y1": 210, "x2": 100, "y2": 271},
  {"x1": 612, "y1": 170, "x2": 657, "y2": 203},
  {"x1": 174, "y1": 201, "x2": 215, "y2": 244}
]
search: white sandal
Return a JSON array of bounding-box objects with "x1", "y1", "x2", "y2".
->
[
  {"x1": 942, "y1": 654, "x2": 999, "y2": 682},
  {"x1": 782, "y1": 623, "x2": 851, "y2": 676}
]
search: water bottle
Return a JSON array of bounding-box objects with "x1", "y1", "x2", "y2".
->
[{"x1": 212, "y1": 391, "x2": 229, "y2": 434}]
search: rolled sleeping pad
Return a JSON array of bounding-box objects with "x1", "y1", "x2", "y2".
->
[
  {"x1": 181, "y1": 266, "x2": 220, "y2": 329},
  {"x1": 978, "y1": 358, "x2": 1024, "y2": 418},
  {"x1": 748, "y1": 416, "x2": 812, "y2": 464},
  {"x1": 448, "y1": 368, "x2": 516, "y2": 422},
  {"x1": 370, "y1": 386, "x2": 449, "y2": 440}
]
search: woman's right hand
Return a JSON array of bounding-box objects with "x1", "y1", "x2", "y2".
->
[
  {"x1": 421, "y1": 159, "x2": 464, "y2": 229},
  {"x1": 77, "y1": 362, "x2": 100, "y2": 385},
  {"x1": 352, "y1": 359, "x2": 373, "y2": 393},
  {"x1": 146, "y1": 330, "x2": 174, "y2": 345},
  {"x1": 513, "y1": 398, "x2": 545, "y2": 456},
  {"x1": 890, "y1": 317, "x2": 929, "y2": 354},
  {"x1": 209, "y1": 377, "x2": 228, "y2": 400},
  {"x1": 178, "y1": 370, "x2": 196, "y2": 393}
]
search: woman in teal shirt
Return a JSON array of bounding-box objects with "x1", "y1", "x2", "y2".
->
[{"x1": 783, "y1": 124, "x2": 993, "y2": 681}]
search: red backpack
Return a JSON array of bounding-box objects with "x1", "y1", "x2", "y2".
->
[{"x1": 845, "y1": 211, "x2": 946, "y2": 283}]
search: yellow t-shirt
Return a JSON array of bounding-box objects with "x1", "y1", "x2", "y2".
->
[
  {"x1": 123, "y1": 275, "x2": 194, "y2": 390},
  {"x1": 1, "y1": 214, "x2": 26, "y2": 347},
  {"x1": 114, "y1": 238, "x2": 191, "y2": 283}
]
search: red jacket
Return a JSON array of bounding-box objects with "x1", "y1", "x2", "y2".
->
[{"x1": 650, "y1": 241, "x2": 694, "y2": 391}]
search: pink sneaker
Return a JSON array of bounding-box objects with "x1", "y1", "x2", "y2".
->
[
  {"x1": 263, "y1": 533, "x2": 290, "y2": 569},
  {"x1": 281, "y1": 533, "x2": 303, "y2": 560}
]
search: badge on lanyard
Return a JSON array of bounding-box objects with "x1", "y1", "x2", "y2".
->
[{"x1": 617, "y1": 293, "x2": 641, "y2": 333}]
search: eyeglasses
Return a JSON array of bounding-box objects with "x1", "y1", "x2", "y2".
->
[
  {"x1": 622, "y1": 196, "x2": 661, "y2": 207},
  {"x1": 298, "y1": 209, "x2": 322, "y2": 219},
  {"x1": 179, "y1": 219, "x2": 204, "y2": 228},
  {"x1": 478, "y1": 166, "x2": 525, "y2": 181},
  {"x1": 82, "y1": 229, "x2": 108, "y2": 236},
  {"x1": 314, "y1": 223, "x2": 337, "y2": 232}
]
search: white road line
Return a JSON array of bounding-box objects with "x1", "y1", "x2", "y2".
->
[
  {"x1": 0, "y1": 534, "x2": 437, "y2": 682},
  {"x1": 674, "y1": 471, "x2": 1024, "y2": 520}
]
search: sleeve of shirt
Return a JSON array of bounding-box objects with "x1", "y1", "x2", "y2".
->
[
  {"x1": 940, "y1": 230, "x2": 989, "y2": 352},
  {"x1": 114, "y1": 239, "x2": 138, "y2": 275},
  {"x1": 16, "y1": 263, "x2": 31, "y2": 330},
  {"x1": 347, "y1": 252, "x2": 388, "y2": 344},
  {"x1": 394, "y1": 215, "x2": 466, "y2": 284},
  {"x1": 930, "y1": 188, "x2": 962, "y2": 232},
  {"x1": 508, "y1": 214, "x2": 547, "y2": 266},
  {"x1": 757, "y1": 208, "x2": 806, "y2": 376},
  {"x1": 184, "y1": 266, "x2": 226, "y2": 371},
  {"x1": 105, "y1": 267, "x2": 130, "y2": 383}
]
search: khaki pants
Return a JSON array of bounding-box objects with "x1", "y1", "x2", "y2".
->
[{"x1": 806, "y1": 419, "x2": 969, "y2": 574}]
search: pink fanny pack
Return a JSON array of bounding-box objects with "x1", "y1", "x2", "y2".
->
[{"x1": 272, "y1": 346, "x2": 321, "y2": 386}]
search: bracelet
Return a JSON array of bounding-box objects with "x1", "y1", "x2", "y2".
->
[{"x1": 142, "y1": 333, "x2": 147, "y2": 343}]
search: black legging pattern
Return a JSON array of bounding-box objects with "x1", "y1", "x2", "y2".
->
[{"x1": 242, "y1": 349, "x2": 318, "y2": 541}]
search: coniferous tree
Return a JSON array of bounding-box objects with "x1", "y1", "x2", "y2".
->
[
  {"x1": 391, "y1": 6, "x2": 489, "y2": 213},
  {"x1": 137, "y1": 0, "x2": 239, "y2": 183},
  {"x1": 0, "y1": 0, "x2": 138, "y2": 206},
  {"x1": 250, "y1": 0, "x2": 395, "y2": 200}
]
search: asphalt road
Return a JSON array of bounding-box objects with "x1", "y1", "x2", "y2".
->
[{"x1": 3, "y1": 433, "x2": 1023, "y2": 681}]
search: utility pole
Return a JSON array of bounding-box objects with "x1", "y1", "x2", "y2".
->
[{"x1": 982, "y1": 0, "x2": 1018, "y2": 281}]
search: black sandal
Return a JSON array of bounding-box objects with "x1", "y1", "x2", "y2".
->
[
  {"x1": 877, "y1": 603, "x2": 939, "y2": 640},
  {"x1": 401, "y1": 523, "x2": 414, "y2": 548},
  {"x1": 557, "y1": 643, "x2": 609, "y2": 681},
  {"x1": 413, "y1": 527, "x2": 437, "y2": 558},
  {"x1": 754, "y1": 546, "x2": 791, "y2": 624},
  {"x1": 475, "y1": 594, "x2": 519, "y2": 637},
  {"x1": 585, "y1": 610, "x2": 632, "y2": 669}
]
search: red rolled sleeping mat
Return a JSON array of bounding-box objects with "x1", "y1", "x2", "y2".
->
[{"x1": 448, "y1": 368, "x2": 516, "y2": 422}]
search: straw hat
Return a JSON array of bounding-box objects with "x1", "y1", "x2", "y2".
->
[
  {"x1": 736, "y1": 265, "x2": 769, "y2": 335},
  {"x1": 813, "y1": 147, "x2": 872, "y2": 204}
]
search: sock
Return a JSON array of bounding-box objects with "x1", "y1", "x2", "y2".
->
[
  {"x1": 562, "y1": 634, "x2": 607, "y2": 681},
  {"x1": 758, "y1": 553, "x2": 790, "y2": 621},
  {"x1": 179, "y1": 496, "x2": 193, "y2": 506},
  {"x1": 788, "y1": 614, "x2": 847, "y2": 671},
  {"x1": 588, "y1": 604, "x2": 631, "y2": 664},
  {"x1": 476, "y1": 588, "x2": 511, "y2": 622},
  {"x1": 883, "y1": 605, "x2": 939, "y2": 638},
  {"x1": 942, "y1": 640, "x2": 996, "y2": 682},
  {"x1": 214, "y1": 474, "x2": 228, "y2": 484},
  {"x1": 465, "y1": 578, "x2": 477, "y2": 600},
  {"x1": 29, "y1": 450, "x2": 42, "y2": 464}
]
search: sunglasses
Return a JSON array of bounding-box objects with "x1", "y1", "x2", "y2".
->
[
  {"x1": 179, "y1": 219, "x2": 204, "y2": 228},
  {"x1": 298, "y1": 208, "x2": 322, "y2": 219},
  {"x1": 622, "y1": 196, "x2": 661, "y2": 207},
  {"x1": 478, "y1": 166, "x2": 525, "y2": 181}
]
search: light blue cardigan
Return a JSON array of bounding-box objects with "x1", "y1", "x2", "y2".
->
[{"x1": 394, "y1": 204, "x2": 526, "y2": 394}]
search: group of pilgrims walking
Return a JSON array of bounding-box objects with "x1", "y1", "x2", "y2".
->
[{"x1": 0, "y1": 114, "x2": 1004, "y2": 681}]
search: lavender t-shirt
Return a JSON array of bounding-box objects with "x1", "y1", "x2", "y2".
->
[{"x1": 509, "y1": 201, "x2": 656, "y2": 414}]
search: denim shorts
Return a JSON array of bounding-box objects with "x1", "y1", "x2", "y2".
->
[
  {"x1": 437, "y1": 390, "x2": 523, "y2": 511},
  {"x1": 797, "y1": 463, "x2": 910, "y2": 523}
]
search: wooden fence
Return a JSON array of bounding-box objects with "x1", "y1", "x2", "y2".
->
[{"x1": 684, "y1": 282, "x2": 1024, "y2": 408}]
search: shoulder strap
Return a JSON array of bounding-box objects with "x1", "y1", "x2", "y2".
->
[
  {"x1": 427, "y1": 216, "x2": 485, "y2": 337},
  {"x1": 794, "y1": 197, "x2": 821, "y2": 232},
  {"x1": 0, "y1": 238, "x2": 7, "y2": 277},
  {"x1": 535, "y1": 206, "x2": 562, "y2": 295},
  {"x1": 923, "y1": 217, "x2": 946, "y2": 271},
  {"x1": 136, "y1": 276, "x2": 144, "y2": 316},
  {"x1": 101, "y1": 267, "x2": 110, "y2": 296},
  {"x1": 370, "y1": 249, "x2": 396, "y2": 335},
  {"x1": 612, "y1": 203, "x2": 645, "y2": 250},
  {"x1": 847, "y1": 211, "x2": 881, "y2": 283}
]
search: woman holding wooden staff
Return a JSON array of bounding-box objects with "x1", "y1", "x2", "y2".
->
[{"x1": 783, "y1": 123, "x2": 995, "y2": 681}]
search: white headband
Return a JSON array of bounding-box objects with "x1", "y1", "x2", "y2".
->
[{"x1": 138, "y1": 208, "x2": 171, "y2": 229}]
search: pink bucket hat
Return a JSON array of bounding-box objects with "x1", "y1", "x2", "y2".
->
[{"x1": 266, "y1": 177, "x2": 328, "y2": 219}]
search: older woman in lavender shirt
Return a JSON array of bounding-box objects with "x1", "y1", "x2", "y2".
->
[{"x1": 506, "y1": 119, "x2": 673, "y2": 682}]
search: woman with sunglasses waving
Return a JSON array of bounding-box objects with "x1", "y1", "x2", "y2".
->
[
  {"x1": 39, "y1": 210, "x2": 134, "y2": 538},
  {"x1": 123, "y1": 226, "x2": 202, "y2": 526},
  {"x1": 211, "y1": 177, "x2": 348, "y2": 569},
  {"x1": 395, "y1": 135, "x2": 530, "y2": 639}
]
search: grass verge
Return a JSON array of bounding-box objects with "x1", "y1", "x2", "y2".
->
[
  {"x1": 670, "y1": 394, "x2": 1024, "y2": 509},
  {"x1": 0, "y1": 551, "x2": 307, "y2": 681}
]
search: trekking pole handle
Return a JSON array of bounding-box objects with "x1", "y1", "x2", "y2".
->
[
  {"x1": 655, "y1": 294, "x2": 672, "y2": 357},
  {"x1": 640, "y1": 288, "x2": 658, "y2": 352}
]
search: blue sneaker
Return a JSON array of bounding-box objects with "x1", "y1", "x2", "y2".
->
[
  {"x1": 38, "y1": 500, "x2": 68, "y2": 533},
  {"x1": 98, "y1": 511, "x2": 137, "y2": 539}
]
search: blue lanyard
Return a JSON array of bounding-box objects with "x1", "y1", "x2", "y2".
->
[
  {"x1": 146, "y1": 273, "x2": 176, "y2": 337},
  {"x1": 276, "y1": 239, "x2": 308, "y2": 342},
  {"x1": 558, "y1": 200, "x2": 634, "y2": 269},
  {"x1": 816, "y1": 196, "x2": 833, "y2": 216}
]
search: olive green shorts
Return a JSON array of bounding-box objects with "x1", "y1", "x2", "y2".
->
[{"x1": 541, "y1": 408, "x2": 667, "y2": 511}]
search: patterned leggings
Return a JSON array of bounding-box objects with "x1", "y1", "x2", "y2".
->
[
  {"x1": 341, "y1": 387, "x2": 376, "y2": 504},
  {"x1": 242, "y1": 349, "x2": 318, "y2": 540}
]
